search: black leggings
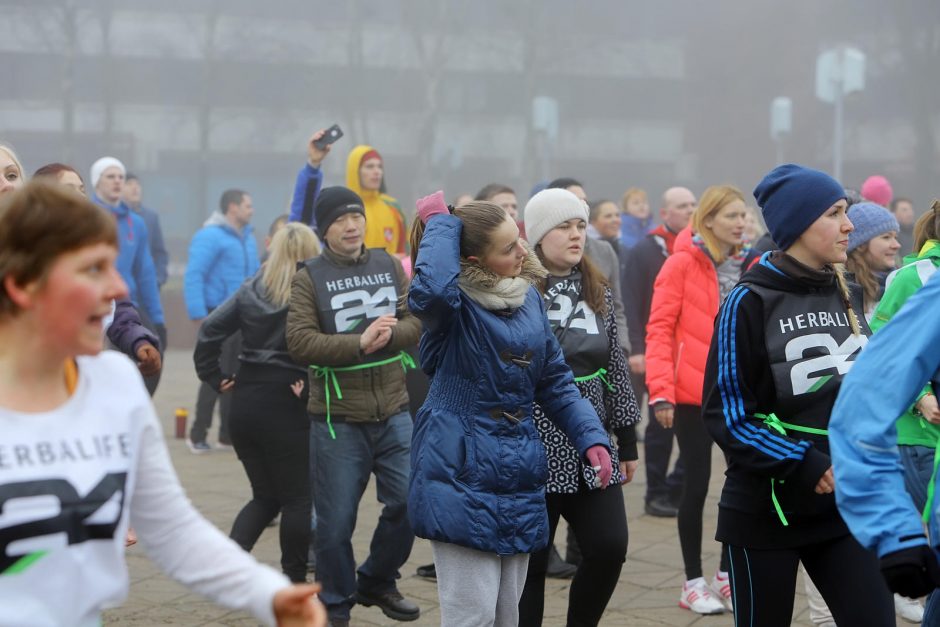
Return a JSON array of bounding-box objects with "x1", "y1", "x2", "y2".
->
[
  {"x1": 228, "y1": 373, "x2": 311, "y2": 582},
  {"x1": 518, "y1": 484, "x2": 627, "y2": 627},
  {"x1": 726, "y1": 535, "x2": 893, "y2": 626},
  {"x1": 673, "y1": 404, "x2": 728, "y2": 579}
]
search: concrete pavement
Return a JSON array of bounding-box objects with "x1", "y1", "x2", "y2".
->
[{"x1": 104, "y1": 349, "x2": 829, "y2": 626}]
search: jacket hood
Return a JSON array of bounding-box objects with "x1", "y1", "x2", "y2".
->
[
  {"x1": 345, "y1": 144, "x2": 380, "y2": 200},
  {"x1": 458, "y1": 242, "x2": 547, "y2": 289},
  {"x1": 93, "y1": 193, "x2": 128, "y2": 216},
  {"x1": 204, "y1": 211, "x2": 227, "y2": 227},
  {"x1": 672, "y1": 226, "x2": 711, "y2": 266},
  {"x1": 743, "y1": 251, "x2": 833, "y2": 294},
  {"x1": 673, "y1": 226, "x2": 695, "y2": 254},
  {"x1": 902, "y1": 239, "x2": 940, "y2": 266},
  {"x1": 203, "y1": 211, "x2": 254, "y2": 238}
]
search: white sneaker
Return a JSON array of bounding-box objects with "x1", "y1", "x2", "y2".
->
[
  {"x1": 709, "y1": 570, "x2": 733, "y2": 610},
  {"x1": 679, "y1": 577, "x2": 726, "y2": 615},
  {"x1": 895, "y1": 594, "x2": 924, "y2": 624}
]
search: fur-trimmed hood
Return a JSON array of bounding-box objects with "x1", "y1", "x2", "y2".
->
[{"x1": 458, "y1": 242, "x2": 547, "y2": 289}]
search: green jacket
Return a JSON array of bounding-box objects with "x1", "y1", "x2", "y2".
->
[{"x1": 871, "y1": 240, "x2": 940, "y2": 447}]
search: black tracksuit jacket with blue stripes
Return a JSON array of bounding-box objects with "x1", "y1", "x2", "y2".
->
[{"x1": 702, "y1": 252, "x2": 870, "y2": 548}]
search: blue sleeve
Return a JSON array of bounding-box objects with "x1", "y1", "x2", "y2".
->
[
  {"x1": 288, "y1": 163, "x2": 323, "y2": 227},
  {"x1": 107, "y1": 299, "x2": 159, "y2": 356},
  {"x1": 246, "y1": 232, "x2": 260, "y2": 276},
  {"x1": 408, "y1": 215, "x2": 463, "y2": 336},
  {"x1": 184, "y1": 229, "x2": 215, "y2": 319},
  {"x1": 147, "y1": 209, "x2": 170, "y2": 285},
  {"x1": 131, "y1": 217, "x2": 165, "y2": 324},
  {"x1": 830, "y1": 273, "x2": 940, "y2": 557},
  {"x1": 534, "y1": 296, "x2": 610, "y2": 456}
]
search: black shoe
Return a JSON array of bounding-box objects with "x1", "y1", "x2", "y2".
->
[
  {"x1": 416, "y1": 563, "x2": 436, "y2": 579},
  {"x1": 546, "y1": 546, "x2": 577, "y2": 579},
  {"x1": 353, "y1": 589, "x2": 420, "y2": 622},
  {"x1": 645, "y1": 496, "x2": 679, "y2": 517}
]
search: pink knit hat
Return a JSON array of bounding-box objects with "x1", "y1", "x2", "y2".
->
[{"x1": 860, "y1": 175, "x2": 893, "y2": 207}]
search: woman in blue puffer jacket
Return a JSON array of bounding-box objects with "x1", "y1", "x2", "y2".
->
[{"x1": 407, "y1": 192, "x2": 612, "y2": 627}]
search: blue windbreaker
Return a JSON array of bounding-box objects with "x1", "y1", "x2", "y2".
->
[
  {"x1": 92, "y1": 194, "x2": 164, "y2": 325},
  {"x1": 830, "y1": 271, "x2": 940, "y2": 558}
]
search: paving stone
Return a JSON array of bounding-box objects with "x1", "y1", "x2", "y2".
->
[{"x1": 103, "y1": 349, "x2": 826, "y2": 626}]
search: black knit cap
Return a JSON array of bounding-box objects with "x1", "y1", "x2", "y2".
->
[{"x1": 314, "y1": 186, "x2": 366, "y2": 240}]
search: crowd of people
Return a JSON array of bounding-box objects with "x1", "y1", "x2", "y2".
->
[{"x1": 0, "y1": 129, "x2": 938, "y2": 627}]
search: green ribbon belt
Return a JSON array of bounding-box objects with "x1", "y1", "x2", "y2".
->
[
  {"x1": 310, "y1": 351, "x2": 416, "y2": 440},
  {"x1": 755, "y1": 412, "x2": 829, "y2": 527},
  {"x1": 573, "y1": 367, "x2": 615, "y2": 392}
]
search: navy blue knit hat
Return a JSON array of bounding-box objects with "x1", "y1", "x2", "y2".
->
[
  {"x1": 314, "y1": 186, "x2": 365, "y2": 240},
  {"x1": 753, "y1": 164, "x2": 846, "y2": 251},
  {"x1": 847, "y1": 202, "x2": 899, "y2": 253}
]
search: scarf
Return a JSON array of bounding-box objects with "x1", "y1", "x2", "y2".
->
[
  {"x1": 457, "y1": 244, "x2": 547, "y2": 311},
  {"x1": 691, "y1": 233, "x2": 749, "y2": 304}
]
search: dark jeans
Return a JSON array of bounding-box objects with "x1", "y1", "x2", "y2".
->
[
  {"x1": 519, "y1": 484, "x2": 627, "y2": 627},
  {"x1": 228, "y1": 371, "x2": 311, "y2": 582},
  {"x1": 310, "y1": 412, "x2": 414, "y2": 620},
  {"x1": 191, "y1": 331, "x2": 241, "y2": 444},
  {"x1": 673, "y1": 404, "x2": 727, "y2": 579},
  {"x1": 726, "y1": 536, "x2": 893, "y2": 627}
]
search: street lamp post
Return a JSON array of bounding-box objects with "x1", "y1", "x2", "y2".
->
[
  {"x1": 770, "y1": 97, "x2": 792, "y2": 165},
  {"x1": 815, "y1": 47, "x2": 866, "y2": 183}
]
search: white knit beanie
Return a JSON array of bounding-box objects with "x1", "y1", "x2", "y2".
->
[
  {"x1": 523, "y1": 188, "x2": 589, "y2": 246},
  {"x1": 90, "y1": 156, "x2": 126, "y2": 189}
]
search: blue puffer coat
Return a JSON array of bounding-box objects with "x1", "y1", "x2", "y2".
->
[
  {"x1": 184, "y1": 213, "x2": 260, "y2": 319},
  {"x1": 407, "y1": 214, "x2": 610, "y2": 556}
]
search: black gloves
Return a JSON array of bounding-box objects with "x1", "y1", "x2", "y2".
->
[{"x1": 880, "y1": 544, "x2": 940, "y2": 598}]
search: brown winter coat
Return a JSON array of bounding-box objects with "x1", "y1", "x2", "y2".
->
[{"x1": 286, "y1": 246, "x2": 421, "y2": 422}]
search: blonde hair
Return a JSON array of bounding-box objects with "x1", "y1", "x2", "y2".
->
[
  {"x1": 0, "y1": 144, "x2": 25, "y2": 182},
  {"x1": 262, "y1": 222, "x2": 321, "y2": 307},
  {"x1": 692, "y1": 185, "x2": 746, "y2": 263},
  {"x1": 620, "y1": 187, "x2": 647, "y2": 211},
  {"x1": 833, "y1": 265, "x2": 863, "y2": 336}
]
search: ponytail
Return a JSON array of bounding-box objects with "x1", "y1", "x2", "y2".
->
[
  {"x1": 409, "y1": 201, "x2": 512, "y2": 271},
  {"x1": 833, "y1": 265, "x2": 862, "y2": 336},
  {"x1": 912, "y1": 200, "x2": 940, "y2": 255}
]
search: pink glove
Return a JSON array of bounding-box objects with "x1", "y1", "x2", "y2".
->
[
  {"x1": 586, "y1": 445, "x2": 613, "y2": 489},
  {"x1": 416, "y1": 190, "x2": 449, "y2": 224}
]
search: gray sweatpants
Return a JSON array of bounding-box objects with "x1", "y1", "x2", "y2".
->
[{"x1": 431, "y1": 541, "x2": 529, "y2": 627}]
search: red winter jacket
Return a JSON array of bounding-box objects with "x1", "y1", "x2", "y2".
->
[{"x1": 645, "y1": 227, "x2": 720, "y2": 407}]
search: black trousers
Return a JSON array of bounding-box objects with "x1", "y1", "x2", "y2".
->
[
  {"x1": 519, "y1": 484, "x2": 627, "y2": 627},
  {"x1": 641, "y1": 369, "x2": 684, "y2": 505},
  {"x1": 227, "y1": 373, "x2": 311, "y2": 583},
  {"x1": 191, "y1": 331, "x2": 241, "y2": 444},
  {"x1": 726, "y1": 535, "x2": 893, "y2": 627},
  {"x1": 673, "y1": 404, "x2": 727, "y2": 579}
]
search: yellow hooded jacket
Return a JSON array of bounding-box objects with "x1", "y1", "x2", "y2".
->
[{"x1": 345, "y1": 145, "x2": 406, "y2": 256}]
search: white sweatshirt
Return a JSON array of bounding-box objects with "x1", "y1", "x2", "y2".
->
[{"x1": 0, "y1": 352, "x2": 289, "y2": 627}]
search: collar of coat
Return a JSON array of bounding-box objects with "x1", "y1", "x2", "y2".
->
[
  {"x1": 457, "y1": 244, "x2": 547, "y2": 311},
  {"x1": 322, "y1": 244, "x2": 369, "y2": 266}
]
